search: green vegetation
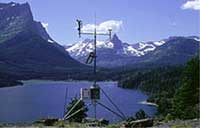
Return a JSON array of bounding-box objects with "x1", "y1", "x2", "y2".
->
[
  {"x1": 65, "y1": 97, "x2": 88, "y2": 122},
  {"x1": 118, "y1": 66, "x2": 183, "y2": 117},
  {"x1": 172, "y1": 57, "x2": 199, "y2": 119},
  {"x1": 126, "y1": 109, "x2": 149, "y2": 122},
  {"x1": 135, "y1": 109, "x2": 149, "y2": 120},
  {"x1": 118, "y1": 56, "x2": 199, "y2": 120}
]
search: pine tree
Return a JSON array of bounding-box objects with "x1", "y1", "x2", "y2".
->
[
  {"x1": 65, "y1": 97, "x2": 88, "y2": 122},
  {"x1": 172, "y1": 56, "x2": 199, "y2": 119},
  {"x1": 135, "y1": 109, "x2": 148, "y2": 120}
]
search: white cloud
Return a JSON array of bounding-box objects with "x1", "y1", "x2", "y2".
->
[
  {"x1": 81, "y1": 20, "x2": 123, "y2": 33},
  {"x1": 181, "y1": 0, "x2": 200, "y2": 10},
  {"x1": 41, "y1": 22, "x2": 49, "y2": 30}
]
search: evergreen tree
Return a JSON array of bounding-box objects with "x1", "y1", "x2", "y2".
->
[
  {"x1": 65, "y1": 97, "x2": 88, "y2": 122},
  {"x1": 135, "y1": 109, "x2": 148, "y2": 120},
  {"x1": 172, "y1": 56, "x2": 199, "y2": 119}
]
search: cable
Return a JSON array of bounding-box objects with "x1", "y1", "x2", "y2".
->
[
  {"x1": 100, "y1": 87, "x2": 126, "y2": 119},
  {"x1": 96, "y1": 101, "x2": 125, "y2": 120},
  {"x1": 64, "y1": 98, "x2": 82, "y2": 119},
  {"x1": 65, "y1": 103, "x2": 92, "y2": 120}
]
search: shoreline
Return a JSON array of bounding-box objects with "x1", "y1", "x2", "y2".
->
[
  {"x1": 139, "y1": 101, "x2": 158, "y2": 107},
  {"x1": 0, "y1": 79, "x2": 120, "y2": 89},
  {"x1": 0, "y1": 79, "x2": 117, "y2": 88}
]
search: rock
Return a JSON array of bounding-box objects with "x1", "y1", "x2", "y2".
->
[
  {"x1": 35, "y1": 118, "x2": 58, "y2": 126},
  {"x1": 122, "y1": 118, "x2": 153, "y2": 128},
  {"x1": 152, "y1": 119, "x2": 200, "y2": 128}
]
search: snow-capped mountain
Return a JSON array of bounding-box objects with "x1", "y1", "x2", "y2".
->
[
  {"x1": 66, "y1": 34, "x2": 166, "y2": 57},
  {"x1": 66, "y1": 39, "x2": 114, "y2": 57},
  {"x1": 66, "y1": 35, "x2": 199, "y2": 68}
]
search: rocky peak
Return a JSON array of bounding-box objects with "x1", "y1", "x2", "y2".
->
[
  {"x1": 0, "y1": 2, "x2": 34, "y2": 44},
  {"x1": 0, "y1": 2, "x2": 56, "y2": 44},
  {"x1": 0, "y1": 2, "x2": 33, "y2": 20},
  {"x1": 111, "y1": 34, "x2": 123, "y2": 49}
]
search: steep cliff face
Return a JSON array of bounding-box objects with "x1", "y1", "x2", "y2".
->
[
  {"x1": 0, "y1": 2, "x2": 90, "y2": 78},
  {"x1": 0, "y1": 2, "x2": 33, "y2": 43}
]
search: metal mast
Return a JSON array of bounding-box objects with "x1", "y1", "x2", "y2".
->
[
  {"x1": 94, "y1": 25, "x2": 97, "y2": 84},
  {"x1": 76, "y1": 18, "x2": 112, "y2": 119}
]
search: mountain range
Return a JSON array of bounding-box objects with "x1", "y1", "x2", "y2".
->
[
  {"x1": 0, "y1": 1, "x2": 199, "y2": 83},
  {"x1": 0, "y1": 2, "x2": 90, "y2": 80},
  {"x1": 66, "y1": 34, "x2": 200, "y2": 68}
]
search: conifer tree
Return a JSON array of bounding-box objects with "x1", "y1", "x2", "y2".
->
[
  {"x1": 172, "y1": 56, "x2": 199, "y2": 119},
  {"x1": 65, "y1": 97, "x2": 88, "y2": 122}
]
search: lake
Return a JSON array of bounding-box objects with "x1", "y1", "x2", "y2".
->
[{"x1": 0, "y1": 80, "x2": 157, "y2": 124}]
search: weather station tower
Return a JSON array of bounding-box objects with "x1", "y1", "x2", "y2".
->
[{"x1": 63, "y1": 17, "x2": 126, "y2": 125}]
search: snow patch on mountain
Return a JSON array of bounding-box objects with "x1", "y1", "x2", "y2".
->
[
  {"x1": 67, "y1": 42, "x2": 89, "y2": 56},
  {"x1": 48, "y1": 39, "x2": 54, "y2": 43},
  {"x1": 143, "y1": 46, "x2": 156, "y2": 52},
  {"x1": 154, "y1": 41, "x2": 166, "y2": 46},
  {"x1": 11, "y1": 3, "x2": 16, "y2": 7},
  {"x1": 194, "y1": 38, "x2": 200, "y2": 42},
  {"x1": 96, "y1": 41, "x2": 114, "y2": 48},
  {"x1": 41, "y1": 22, "x2": 48, "y2": 30},
  {"x1": 123, "y1": 45, "x2": 143, "y2": 56},
  {"x1": 66, "y1": 39, "x2": 115, "y2": 57},
  {"x1": 138, "y1": 42, "x2": 150, "y2": 50}
]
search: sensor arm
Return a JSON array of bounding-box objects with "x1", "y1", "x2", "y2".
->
[{"x1": 76, "y1": 19, "x2": 112, "y2": 40}]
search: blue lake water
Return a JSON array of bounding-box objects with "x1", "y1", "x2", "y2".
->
[{"x1": 0, "y1": 80, "x2": 157, "y2": 124}]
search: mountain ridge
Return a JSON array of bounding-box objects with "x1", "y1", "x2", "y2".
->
[{"x1": 66, "y1": 34, "x2": 199, "y2": 68}]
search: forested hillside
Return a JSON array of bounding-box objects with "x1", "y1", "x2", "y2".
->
[{"x1": 118, "y1": 56, "x2": 199, "y2": 120}]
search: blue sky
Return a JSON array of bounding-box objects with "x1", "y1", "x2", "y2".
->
[{"x1": 0, "y1": 0, "x2": 199, "y2": 45}]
